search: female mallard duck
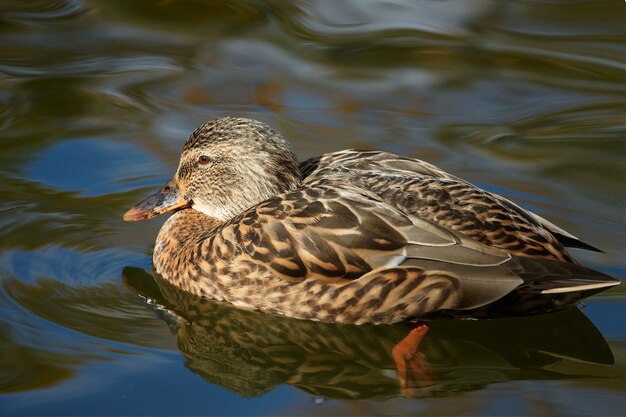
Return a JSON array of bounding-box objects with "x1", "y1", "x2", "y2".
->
[{"x1": 124, "y1": 117, "x2": 619, "y2": 324}]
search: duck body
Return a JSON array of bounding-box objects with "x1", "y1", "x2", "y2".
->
[{"x1": 125, "y1": 118, "x2": 620, "y2": 324}]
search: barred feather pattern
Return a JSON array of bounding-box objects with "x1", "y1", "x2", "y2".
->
[
  {"x1": 155, "y1": 187, "x2": 464, "y2": 324},
  {"x1": 301, "y1": 150, "x2": 574, "y2": 263}
]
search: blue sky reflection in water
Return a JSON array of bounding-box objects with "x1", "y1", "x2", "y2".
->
[
  {"x1": 0, "y1": 1, "x2": 624, "y2": 416},
  {"x1": 25, "y1": 138, "x2": 160, "y2": 197}
]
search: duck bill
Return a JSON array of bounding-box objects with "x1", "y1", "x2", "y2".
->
[{"x1": 123, "y1": 179, "x2": 190, "y2": 222}]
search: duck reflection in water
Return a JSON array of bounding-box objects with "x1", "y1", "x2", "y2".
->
[{"x1": 124, "y1": 267, "x2": 614, "y2": 399}]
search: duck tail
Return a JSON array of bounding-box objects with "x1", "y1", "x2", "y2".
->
[
  {"x1": 440, "y1": 256, "x2": 621, "y2": 319},
  {"x1": 509, "y1": 256, "x2": 620, "y2": 295},
  {"x1": 529, "y1": 278, "x2": 620, "y2": 295},
  {"x1": 496, "y1": 257, "x2": 620, "y2": 316}
]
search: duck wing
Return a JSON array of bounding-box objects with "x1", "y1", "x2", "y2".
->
[
  {"x1": 225, "y1": 185, "x2": 509, "y2": 278},
  {"x1": 301, "y1": 149, "x2": 599, "y2": 262},
  {"x1": 300, "y1": 149, "x2": 453, "y2": 180},
  {"x1": 211, "y1": 185, "x2": 617, "y2": 323},
  {"x1": 524, "y1": 210, "x2": 603, "y2": 252}
]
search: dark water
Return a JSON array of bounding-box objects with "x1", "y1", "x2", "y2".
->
[{"x1": 0, "y1": 1, "x2": 624, "y2": 415}]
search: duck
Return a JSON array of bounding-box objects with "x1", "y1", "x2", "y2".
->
[{"x1": 123, "y1": 117, "x2": 620, "y2": 324}]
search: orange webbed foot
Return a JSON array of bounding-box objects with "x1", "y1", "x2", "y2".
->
[{"x1": 391, "y1": 324, "x2": 434, "y2": 397}]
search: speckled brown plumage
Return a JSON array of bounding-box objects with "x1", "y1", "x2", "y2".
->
[
  {"x1": 124, "y1": 117, "x2": 620, "y2": 323},
  {"x1": 300, "y1": 149, "x2": 578, "y2": 262}
]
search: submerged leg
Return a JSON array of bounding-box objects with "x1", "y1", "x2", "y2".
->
[{"x1": 391, "y1": 323, "x2": 434, "y2": 397}]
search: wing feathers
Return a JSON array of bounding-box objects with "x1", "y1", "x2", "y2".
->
[
  {"x1": 302, "y1": 150, "x2": 585, "y2": 262},
  {"x1": 211, "y1": 171, "x2": 618, "y2": 320},
  {"x1": 405, "y1": 244, "x2": 511, "y2": 267}
]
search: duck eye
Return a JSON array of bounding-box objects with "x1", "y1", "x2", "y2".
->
[{"x1": 198, "y1": 155, "x2": 211, "y2": 165}]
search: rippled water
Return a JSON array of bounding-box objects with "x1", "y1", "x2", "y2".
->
[{"x1": 0, "y1": 1, "x2": 624, "y2": 415}]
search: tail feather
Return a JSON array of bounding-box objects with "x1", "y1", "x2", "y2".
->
[
  {"x1": 506, "y1": 255, "x2": 618, "y2": 286},
  {"x1": 534, "y1": 279, "x2": 620, "y2": 294},
  {"x1": 410, "y1": 255, "x2": 620, "y2": 318}
]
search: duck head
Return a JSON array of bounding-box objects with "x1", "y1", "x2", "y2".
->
[{"x1": 123, "y1": 117, "x2": 301, "y2": 222}]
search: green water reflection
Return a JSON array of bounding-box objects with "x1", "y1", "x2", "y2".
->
[{"x1": 0, "y1": 0, "x2": 624, "y2": 416}]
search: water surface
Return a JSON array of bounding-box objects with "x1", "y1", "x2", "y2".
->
[{"x1": 0, "y1": 1, "x2": 624, "y2": 416}]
